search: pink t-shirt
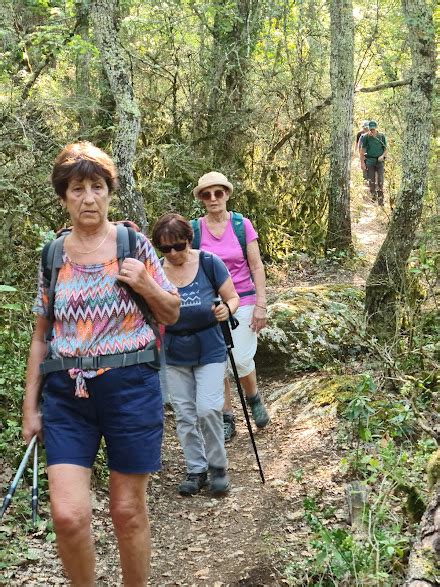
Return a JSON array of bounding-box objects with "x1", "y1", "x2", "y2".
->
[{"x1": 199, "y1": 215, "x2": 258, "y2": 306}]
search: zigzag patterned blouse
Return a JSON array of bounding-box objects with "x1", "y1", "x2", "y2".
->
[{"x1": 33, "y1": 232, "x2": 176, "y2": 396}]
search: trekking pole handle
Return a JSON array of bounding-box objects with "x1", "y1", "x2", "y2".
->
[{"x1": 213, "y1": 298, "x2": 233, "y2": 348}]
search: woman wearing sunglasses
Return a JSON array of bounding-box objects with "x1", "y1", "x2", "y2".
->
[
  {"x1": 191, "y1": 172, "x2": 270, "y2": 442},
  {"x1": 151, "y1": 213, "x2": 239, "y2": 496}
]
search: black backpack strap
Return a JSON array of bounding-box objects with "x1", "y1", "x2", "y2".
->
[
  {"x1": 199, "y1": 251, "x2": 218, "y2": 295},
  {"x1": 377, "y1": 133, "x2": 387, "y2": 151},
  {"x1": 44, "y1": 234, "x2": 67, "y2": 344},
  {"x1": 199, "y1": 251, "x2": 239, "y2": 330},
  {"x1": 116, "y1": 223, "x2": 131, "y2": 270},
  {"x1": 116, "y1": 224, "x2": 161, "y2": 346}
]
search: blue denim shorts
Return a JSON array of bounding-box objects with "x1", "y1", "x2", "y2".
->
[{"x1": 41, "y1": 364, "x2": 163, "y2": 474}]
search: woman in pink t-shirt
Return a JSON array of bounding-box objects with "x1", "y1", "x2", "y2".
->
[{"x1": 191, "y1": 172, "x2": 270, "y2": 441}]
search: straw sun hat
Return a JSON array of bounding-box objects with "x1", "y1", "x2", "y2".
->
[{"x1": 193, "y1": 171, "x2": 233, "y2": 198}]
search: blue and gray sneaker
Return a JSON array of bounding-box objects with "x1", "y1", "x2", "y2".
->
[
  {"x1": 223, "y1": 414, "x2": 236, "y2": 443},
  {"x1": 178, "y1": 472, "x2": 208, "y2": 496},
  {"x1": 247, "y1": 393, "x2": 270, "y2": 428},
  {"x1": 209, "y1": 466, "x2": 230, "y2": 496}
]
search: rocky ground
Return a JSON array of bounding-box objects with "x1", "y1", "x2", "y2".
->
[{"x1": 1, "y1": 181, "x2": 388, "y2": 586}]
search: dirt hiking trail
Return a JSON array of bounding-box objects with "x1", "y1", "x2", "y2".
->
[{"x1": 3, "y1": 188, "x2": 388, "y2": 586}]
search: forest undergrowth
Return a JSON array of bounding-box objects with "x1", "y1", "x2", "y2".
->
[{"x1": 0, "y1": 184, "x2": 438, "y2": 586}]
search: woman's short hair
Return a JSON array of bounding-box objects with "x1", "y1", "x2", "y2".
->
[
  {"x1": 51, "y1": 141, "x2": 118, "y2": 199},
  {"x1": 151, "y1": 213, "x2": 193, "y2": 247}
]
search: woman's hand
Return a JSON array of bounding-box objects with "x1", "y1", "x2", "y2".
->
[
  {"x1": 22, "y1": 407, "x2": 43, "y2": 444},
  {"x1": 117, "y1": 257, "x2": 180, "y2": 325},
  {"x1": 216, "y1": 277, "x2": 240, "y2": 321},
  {"x1": 212, "y1": 301, "x2": 229, "y2": 322},
  {"x1": 117, "y1": 258, "x2": 148, "y2": 293},
  {"x1": 250, "y1": 305, "x2": 267, "y2": 334}
]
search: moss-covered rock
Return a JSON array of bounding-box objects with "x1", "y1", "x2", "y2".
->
[
  {"x1": 256, "y1": 284, "x2": 365, "y2": 374},
  {"x1": 268, "y1": 373, "x2": 362, "y2": 424}
]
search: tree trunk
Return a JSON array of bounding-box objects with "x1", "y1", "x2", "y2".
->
[
  {"x1": 75, "y1": 0, "x2": 91, "y2": 137},
  {"x1": 365, "y1": 0, "x2": 436, "y2": 336},
  {"x1": 204, "y1": 0, "x2": 262, "y2": 171},
  {"x1": 90, "y1": 0, "x2": 147, "y2": 231},
  {"x1": 325, "y1": 0, "x2": 354, "y2": 253},
  {"x1": 405, "y1": 486, "x2": 440, "y2": 586}
]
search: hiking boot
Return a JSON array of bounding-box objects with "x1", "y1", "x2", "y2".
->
[
  {"x1": 248, "y1": 394, "x2": 270, "y2": 429},
  {"x1": 178, "y1": 472, "x2": 208, "y2": 496},
  {"x1": 223, "y1": 414, "x2": 236, "y2": 443},
  {"x1": 209, "y1": 466, "x2": 230, "y2": 496}
]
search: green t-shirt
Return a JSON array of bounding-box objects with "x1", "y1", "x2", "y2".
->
[{"x1": 360, "y1": 133, "x2": 387, "y2": 160}]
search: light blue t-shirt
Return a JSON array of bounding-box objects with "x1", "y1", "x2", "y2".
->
[{"x1": 164, "y1": 252, "x2": 230, "y2": 366}]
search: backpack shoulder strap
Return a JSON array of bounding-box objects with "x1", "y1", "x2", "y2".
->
[
  {"x1": 190, "y1": 218, "x2": 202, "y2": 249},
  {"x1": 377, "y1": 133, "x2": 387, "y2": 149},
  {"x1": 116, "y1": 224, "x2": 160, "y2": 340},
  {"x1": 199, "y1": 251, "x2": 218, "y2": 296},
  {"x1": 230, "y1": 211, "x2": 247, "y2": 260},
  {"x1": 116, "y1": 223, "x2": 133, "y2": 269},
  {"x1": 43, "y1": 233, "x2": 68, "y2": 343}
]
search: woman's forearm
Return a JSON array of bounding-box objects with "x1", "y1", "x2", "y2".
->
[
  {"x1": 251, "y1": 265, "x2": 267, "y2": 307},
  {"x1": 246, "y1": 241, "x2": 267, "y2": 308},
  {"x1": 139, "y1": 279, "x2": 180, "y2": 325},
  {"x1": 23, "y1": 337, "x2": 47, "y2": 413},
  {"x1": 23, "y1": 318, "x2": 48, "y2": 442},
  {"x1": 225, "y1": 295, "x2": 240, "y2": 315}
]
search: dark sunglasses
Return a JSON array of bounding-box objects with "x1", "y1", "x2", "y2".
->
[
  {"x1": 199, "y1": 189, "x2": 226, "y2": 200},
  {"x1": 157, "y1": 242, "x2": 187, "y2": 254}
]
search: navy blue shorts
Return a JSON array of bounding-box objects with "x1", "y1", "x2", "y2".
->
[{"x1": 41, "y1": 365, "x2": 163, "y2": 474}]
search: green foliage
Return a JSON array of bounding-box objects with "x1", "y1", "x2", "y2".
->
[
  {"x1": 286, "y1": 405, "x2": 437, "y2": 585},
  {"x1": 340, "y1": 374, "x2": 421, "y2": 448},
  {"x1": 280, "y1": 276, "x2": 438, "y2": 585},
  {"x1": 0, "y1": 288, "x2": 33, "y2": 460},
  {"x1": 285, "y1": 495, "x2": 409, "y2": 586}
]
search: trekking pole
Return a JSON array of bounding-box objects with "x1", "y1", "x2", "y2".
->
[
  {"x1": 32, "y1": 441, "x2": 38, "y2": 525},
  {"x1": 214, "y1": 298, "x2": 265, "y2": 484},
  {"x1": 0, "y1": 435, "x2": 37, "y2": 520}
]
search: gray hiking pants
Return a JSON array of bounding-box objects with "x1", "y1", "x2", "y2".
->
[
  {"x1": 366, "y1": 159, "x2": 384, "y2": 204},
  {"x1": 165, "y1": 362, "x2": 227, "y2": 473}
]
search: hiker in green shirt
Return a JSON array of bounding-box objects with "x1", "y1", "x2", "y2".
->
[{"x1": 360, "y1": 120, "x2": 388, "y2": 206}]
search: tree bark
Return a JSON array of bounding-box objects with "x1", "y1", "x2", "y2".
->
[
  {"x1": 204, "y1": 0, "x2": 262, "y2": 170},
  {"x1": 365, "y1": 0, "x2": 436, "y2": 336},
  {"x1": 75, "y1": 0, "x2": 91, "y2": 137},
  {"x1": 325, "y1": 0, "x2": 354, "y2": 253},
  {"x1": 405, "y1": 486, "x2": 440, "y2": 586},
  {"x1": 90, "y1": 0, "x2": 147, "y2": 231}
]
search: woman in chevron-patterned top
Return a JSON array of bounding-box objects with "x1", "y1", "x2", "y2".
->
[{"x1": 21, "y1": 142, "x2": 179, "y2": 586}]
